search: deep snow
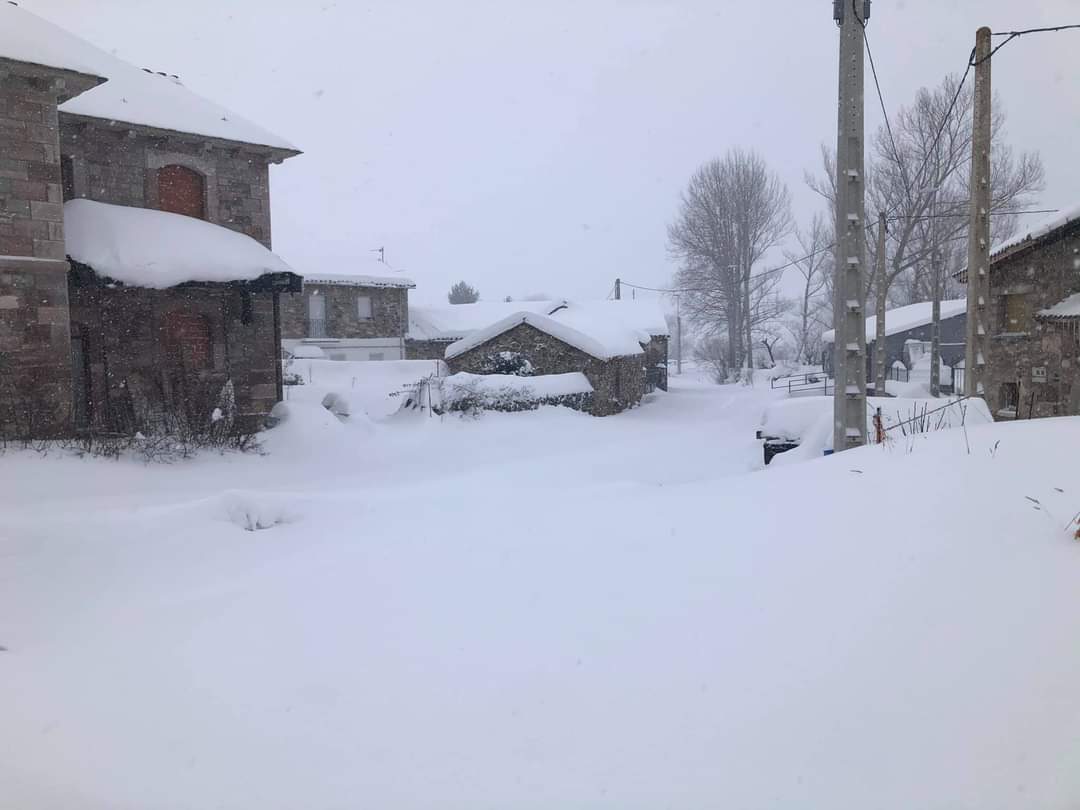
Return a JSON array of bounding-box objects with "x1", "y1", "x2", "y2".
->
[{"x1": 2, "y1": 373, "x2": 1079, "y2": 810}]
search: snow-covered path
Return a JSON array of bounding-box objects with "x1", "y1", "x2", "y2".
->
[{"x1": 3, "y1": 376, "x2": 1080, "y2": 810}]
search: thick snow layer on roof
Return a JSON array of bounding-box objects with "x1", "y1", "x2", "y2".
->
[
  {"x1": 444, "y1": 371, "x2": 593, "y2": 398},
  {"x1": 822, "y1": 299, "x2": 966, "y2": 344},
  {"x1": 550, "y1": 299, "x2": 670, "y2": 341},
  {"x1": 65, "y1": 200, "x2": 293, "y2": 289},
  {"x1": 301, "y1": 272, "x2": 416, "y2": 289},
  {"x1": 445, "y1": 311, "x2": 644, "y2": 361},
  {"x1": 0, "y1": 3, "x2": 295, "y2": 150},
  {"x1": 408, "y1": 301, "x2": 559, "y2": 341},
  {"x1": 0, "y1": 2, "x2": 106, "y2": 78},
  {"x1": 991, "y1": 203, "x2": 1080, "y2": 258},
  {"x1": 1038, "y1": 292, "x2": 1080, "y2": 321}
]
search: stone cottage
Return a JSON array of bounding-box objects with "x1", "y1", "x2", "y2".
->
[
  {"x1": 444, "y1": 311, "x2": 649, "y2": 416},
  {"x1": 980, "y1": 206, "x2": 1080, "y2": 419},
  {"x1": 280, "y1": 270, "x2": 415, "y2": 361},
  {"x1": 0, "y1": 3, "x2": 300, "y2": 437},
  {"x1": 411, "y1": 298, "x2": 670, "y2": 394}
]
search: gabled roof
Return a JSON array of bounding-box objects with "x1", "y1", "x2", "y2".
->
[
  {"x1": 822, "y1": 299, "x2": 967, "y2": 345},
  {"x1": 444, "y1": 311, "x2": 645, "y2": 361},
  {"x1": 990, "y1": 203, "x2": 1080, "y2": 264},
  {"x1": 0, "y1": 2, "x2": 297, "y2": 153},
  {"x1": 409, "y1": 301, "x2": 560, "y2": 342},
  {"x1": 65, "y1": 199, "x2": 295, "y2": 289}
]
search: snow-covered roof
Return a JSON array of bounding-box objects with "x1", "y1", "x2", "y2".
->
[
  {"x1": 302, "y1": 272, "x2": 415, "y2": 290},
  {"x1": 445, "y1": 311, "x2": 645, "y2": 361},
  {"x1": 65, "y1": 199, "x2": 294, "y2": 289},
  {"x1": 551, "y1": 299, "x2": 670, "y2": 340},
  {"x1": 408, "y1": 301, "x2": 559, "y2": 342},
  {"x1": 991, "y1": 203, "x2": 1080, "y2": 261},
  {"x1": 0, "y1": 3, "x2": 296, "y2": 152},
  {"x1": 822, "y1": 299, "x2": 967, "y2": 344},
  {"x1": 1037, "y1": 292, "x2": 1080, "y2": 322}
]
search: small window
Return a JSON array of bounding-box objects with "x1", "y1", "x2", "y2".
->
[
  {"x1": 357, "y1": 296, "x2": 373, "y2": 320},
  {"x1": 1000, "y1": 294, "x2": 1028, "y2": 333},
  {"x1": 61, "y1": 156, "x2": 75, "y2": 201}
]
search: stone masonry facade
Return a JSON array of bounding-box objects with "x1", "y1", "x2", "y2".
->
[
  {"x1": 445, "y1": 322, "x2": 646, "y2": 416},
  {"x1": 280, "y1": 283, "x2": 408, "y2": 340},
  {"x1": 985, "y1": 220, "x2": 1080, "y2": 419},
  {"x1": 59, "y1": 118, "x2": 276, "y2": 247},
  {"x1": 0, "y1": 62, "x2": 101, "y2": 437}
]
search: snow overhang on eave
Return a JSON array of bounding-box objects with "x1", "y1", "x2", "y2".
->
[{"x1": 68, "y1": 260, "x2": 302, "y2": 293}]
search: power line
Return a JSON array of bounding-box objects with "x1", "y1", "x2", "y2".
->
[{"x1": 980, "y1": 24, "x2": 1080, "y2": 65}]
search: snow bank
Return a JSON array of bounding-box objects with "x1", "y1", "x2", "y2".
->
[
  {"x1": 64, "y1": 200, "x2": 293, "y2": 288},
  {"x1": 445, "y1": 311, "x2": 643, "y2": 361},
  {"x1": 823, "y1": 299, "x2": 966, "y2": 344},
  {"x1": 283, "y1": 358, "x2": 445, "y2": 420},
  {"x1": 444, "y1": 371, "x2": 593, "y2": 398}
]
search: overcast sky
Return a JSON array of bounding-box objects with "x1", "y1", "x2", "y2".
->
[{"x1": 27, "y1": 0, "x2": 1080, "y2": 305}]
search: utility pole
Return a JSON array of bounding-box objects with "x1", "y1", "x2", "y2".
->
[
  {"x1": 930, "y1": 249, "x2": 942, "y2": 396},
  {"x1": 615, "y1": 278, "x2": 621, "y2": 300},
  {"x1": 965, "y1": 26, "x2": 992, "y2": 398},
  {"x1": 676, "y1": 295, "x2": 683, "y2": 375},
  {"x1": 873, "y1": 210, "x2": 887, "y2": 395},
  {"x1": 832, "y1": 0, "x2": 870, "y2": 451}
]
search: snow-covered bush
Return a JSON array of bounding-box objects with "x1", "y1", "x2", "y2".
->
[{"x1": 438, "y1": 372, "x2": 593, "y2": 417}]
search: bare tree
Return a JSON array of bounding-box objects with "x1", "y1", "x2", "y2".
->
[
  {"x1": 668, "y1": 148, "x2": 792, "y2": 375},
  {"x1": 808, "y1": 73, "x2": 1044, "y2": 385},
  {"x1": 448, "y1": 281, "x2": 480, "y2": 305},
  {"x1": 783, "y1": 213, "x2": 832, "y2": 365}
]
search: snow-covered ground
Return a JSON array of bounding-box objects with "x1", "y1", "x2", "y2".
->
[{"x1": 2, "y1": 372, "x2": 1079, "y2": 809}]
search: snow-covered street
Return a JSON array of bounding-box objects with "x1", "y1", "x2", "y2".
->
[{"x1": 3, "y1": 376, "x2": 1080, "y2": 809}]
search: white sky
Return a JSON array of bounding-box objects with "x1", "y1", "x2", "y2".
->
[{"x1": 27, "y1": 0, "x2": 1080, "y2": 305}]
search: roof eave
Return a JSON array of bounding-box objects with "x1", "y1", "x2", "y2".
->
[
  {"x1": 59, "y1": 111, "x2": 301, "y2": 162},
  {"x1": 69, "y1": 259, "x2": 302, "y2": 293},
  {"x1": 0, "y1": 56, "x2": 106, "y2": 102}
]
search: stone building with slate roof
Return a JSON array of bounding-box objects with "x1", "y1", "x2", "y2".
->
[{"x1": 0, "y1": 2, "x2": 300, "y2": 437}]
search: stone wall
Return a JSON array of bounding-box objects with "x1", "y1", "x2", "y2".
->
[
  {"x1": 445, "y1": 322, "x2": 646, "y2": 416},
  {"x1": 280, "y1": 283, "x2": 408, "y2": 339},
  {"x1": 644, "y1": 335, "x2": 669, "y2": 391},
  {"x1": 0, "y1": 69, "x2": 92, "y2": 437},
  {"x1": 59, "y1": 118, "x2": 274, "y2": 247},
  {"x1": 985, "y1": 223, "x2": 1080, "y2": 419},
  {"x1": 67, "y1": 282, "x2": 281, "y2": 434},
  {"x1": 406, "y1": 338, "x2": 454, "y2": 360}
]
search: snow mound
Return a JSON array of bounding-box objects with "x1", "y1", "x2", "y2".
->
[
  {"x1": 64, "y1": 200, "x2": 293, "y2": 288},
  {"x1": 222, "y1": 491, "x2": 297, "y2": 532}
]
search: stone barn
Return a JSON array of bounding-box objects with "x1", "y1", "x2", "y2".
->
[
  {"x1": 980, "y1": 206, "x2": 1080, "y2": 419},
  {"x1": 443, "y1": 311, "x2": 648, "y2": 416},
  {"x1": 0, "y1": 3, "x2": 300, "y2": 438}
]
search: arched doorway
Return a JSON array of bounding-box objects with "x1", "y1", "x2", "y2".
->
[{"x1": 158, "y1": 165, "x2": 205, "y2": 219}]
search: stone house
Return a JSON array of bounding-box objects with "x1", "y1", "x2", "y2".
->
[
  {"x1": 411, "y1": 298, "x2": 670, "y2": 394},
  {"x1": 980, "y1": 207, "x2": 1080, "y2": 419},
  {"x1": 444, "y1": 311, "x2": 649, "y2": 416},
  {"x1": 0, "y1": 3, "x2": 300, "y2": 438},
  {"x1": 280, "y1": 271, "x2": 415, "y2": 361}
]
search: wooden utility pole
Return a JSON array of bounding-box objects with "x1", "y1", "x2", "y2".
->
[
  {"x1": 675, "y1": 295, "x2": 683, "y2": 375},
  {"x1": 930, "y1": 249, "x2": 942, "y2": 396},
  {"x1": 832, "y1": 0, "x2": 869, "y2": 451},
  {"x1": 873, "y1": 211, "x2": 887, "y2": 395},
  {"x1": 965, "y1": 27, "x2": 992, "y2": 397},
  {"x1": 615, "y1": 278, "x2": 621, "y2": 300}
]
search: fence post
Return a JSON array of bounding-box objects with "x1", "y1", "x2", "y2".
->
[{"x1": 874, "y1": 407, "x2": 885, "y2": 444}]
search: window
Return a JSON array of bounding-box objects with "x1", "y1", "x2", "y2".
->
[
  {"x1": 61, "y1": 156, "x2": 75, "y2": 201},
  {"x1": 999, "y1": 293, "x2": 1028, "y2": 333},
  {"x1": 158, "y1": 164, "x2": 206, "y2": 219},
  {"x1": 357, "y1": 295, "x2": 373, "y2": 320}
]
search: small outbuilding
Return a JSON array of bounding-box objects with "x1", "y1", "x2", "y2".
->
[{"x1": 444, "y1": 311, "x2": 648, "y2": 416}]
